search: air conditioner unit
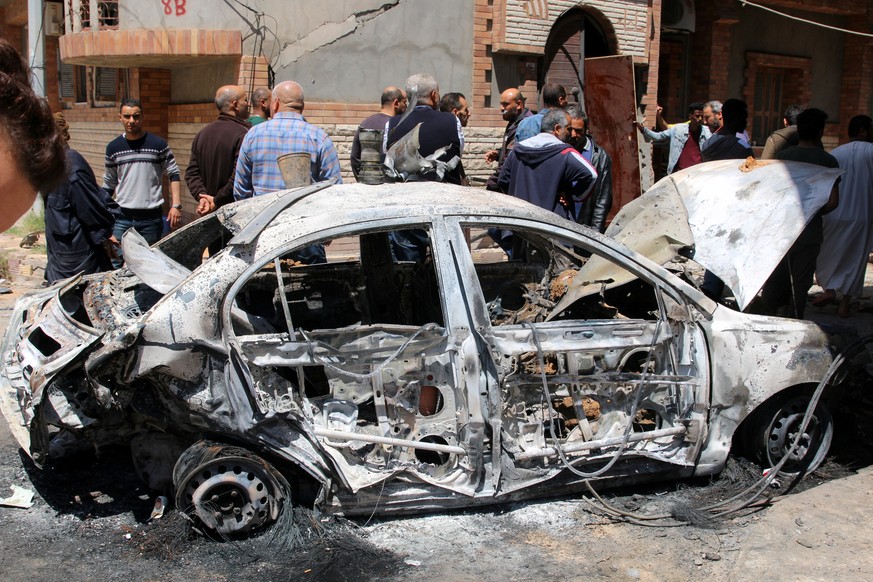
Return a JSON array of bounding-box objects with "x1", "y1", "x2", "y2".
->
[
  {"x1": 44, "y1": 2, "x2": 64, "y2": 37},
  {"x1": 662, "y1": 0, "x2": 696, "y2": 33}
]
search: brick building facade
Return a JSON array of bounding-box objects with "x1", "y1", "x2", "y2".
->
[{"x1": 4, "y1": 0, "x2": 873, "y2": 219}]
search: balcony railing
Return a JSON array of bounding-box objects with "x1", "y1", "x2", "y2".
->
[{"x1": 65, "y1": 0, "x2": 119, "y2": 33}]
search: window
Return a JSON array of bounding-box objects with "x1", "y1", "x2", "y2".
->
[
  {"x1": 58, "y1": 61, "x2": 121, "y2": 107},
  {"x1": 744, "y1": 53, "x2": 811, "y2": 147},
  {"x1": 752, "y1": 69, "x2": 784, "y2": 146},
  {"x1": 58, "y1": 60, "x2": 87, "y2": 104},
  {"x1": 94, "y1": 67, "x2": 118, "y2": 104},
  {"x1": 466, "y1": 226, "x2": 660, "y2": 326},
  {"x1": 79, "y1": 1, "x2": 91, "y2": 29},
  {"x1": 233, "y1": 228, "x2": 444, "y2": 337},
  {"x1": 98, "y1": 1, "x2": 119, "y2": 29}
]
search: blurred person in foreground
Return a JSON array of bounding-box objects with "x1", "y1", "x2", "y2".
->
[{"x1": 0, "y1": 38, "x2": 66, "y2": 232}]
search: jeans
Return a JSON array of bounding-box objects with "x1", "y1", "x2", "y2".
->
[
  {"x1": 389, "y1": 229, "x2": 429, "y2": 262},
  {"x1": 112, "y1": 215, "x2": 164, "y2": 269}
]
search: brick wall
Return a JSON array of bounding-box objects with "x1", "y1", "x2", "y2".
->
[
  {"x1": 238, "y1": 55, "x2": 269, "y2": 94},
  {"x1": 639, "y1": 1, "x2": 663, "y2": 133},
  {"x1": 138, "y1": 68, "x2": 171, "y2": 138},
  {"x1": 839, "y1": 34, "x2": 873, "y2": 143},
  {"x1": 496, "y1": 0, "x2": 649, "y2": 59},
  {"x1": 472, "y1": 0, "x2": 511, "y2": 129},
  {"x1": 0, "y1": 5, "x2": 26, "y2": 78},
  {"x1": 44, "y1": 36, "x2": 61, "y2": 112},
  {"x1": 688, "y1": 2, "x2": 734, "y2": 104},
  {"x1": 657, "y1": 38, "x2": 685, "y2": 123}
]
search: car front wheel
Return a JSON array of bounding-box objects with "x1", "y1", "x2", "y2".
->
[{"x1": 744, "y1": 391, "x2": 834, "y2": 477}]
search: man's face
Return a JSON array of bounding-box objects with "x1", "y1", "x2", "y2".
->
[
  {"x1": 120, "y1": 105, "x2": 144, "y2": 136},
  {"x1": 688, "y1": 109, "x2": 704, "y2": 131},
  {"x1": 259, "y1": 92, "x2": 272, "y2": 116},
  {"x1": 455, "y1": 96, "x2": 470, "y2": 127},
  {"x1": 394, "y1": 91, "x2": 408, "y2": 115},
  {"x1": 236, "y1": 92, "x2": 251, "y2": 119},
  {"x1": 500, "y1": 92, "x2": 521, "y2": 122},
  {"x1": 568, "y1": 118, "x2": 587, "y2": 149},
  {"x1": 703, "y1": 106, "x2": 721, "y2": 132},
  {"x1": 553, "y1": 113, "x2": 572, "y2": 143}
]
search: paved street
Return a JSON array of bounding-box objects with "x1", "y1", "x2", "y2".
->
[{"x1": 2, "y1": 229, "x2": 873, "y2": 580}]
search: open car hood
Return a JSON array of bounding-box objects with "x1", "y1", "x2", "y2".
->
[
  {"x1": 122, "y1": 229, "x2": 192, "y2": 294},
  {"x1": 556, "y1": 159, "x2": 843, "y2": 313}
]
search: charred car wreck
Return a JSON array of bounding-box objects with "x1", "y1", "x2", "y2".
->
[{"x1": 0, "y1": 161, "x2": 842, "y2": 536}]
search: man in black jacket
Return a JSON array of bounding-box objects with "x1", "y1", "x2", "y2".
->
[
  {"x1": 384, "y1": 73, "x2": 464, "y2": 185},
  {"x1": 485, "y1": 88, "x2": 533, "y2": 192},
  {"x1": 185, "y1": 85, "x2": 251, "y2": 216},
  {"x1": 566, "y1": 105, "x2": 613, "y2": 233},
  {"x1": 44, "y1": 114, "x2": 116, "y2": 283}
]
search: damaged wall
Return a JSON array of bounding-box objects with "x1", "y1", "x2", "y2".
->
[{"x1": 123, "y1": 0, "x2": 474, "y2": 103}]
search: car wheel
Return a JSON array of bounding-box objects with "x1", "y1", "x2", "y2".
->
[
  {"x1": 746, "y1": 392, "x2": 833, "y2": 477},
  {"x1": 172, "y1": 440, "x2": 290, "y2": 537}
]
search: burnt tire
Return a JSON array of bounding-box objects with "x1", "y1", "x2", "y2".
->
[
  {"x1": 744, "y1": 392, "x2": 833, "y2": 477},
  {"x1": 172, "y1": 440, "x2": 290, "y2": 537}
]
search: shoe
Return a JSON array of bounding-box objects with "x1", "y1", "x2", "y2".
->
[
  {"x1": 838, "y1": 296, "x2": 851, "y2": 318},
  {"x1": 811, "y1": 290, "x2": 836, "y2": 307}
]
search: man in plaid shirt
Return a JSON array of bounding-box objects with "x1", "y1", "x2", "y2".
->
[
  {"x1": 233, "y1": 80, "x2": 341, "y2": 199},
  {"x1": 233, "y1": 80, "x2": 341, "y2": 263}
]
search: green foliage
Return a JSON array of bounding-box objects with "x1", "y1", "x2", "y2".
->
[
  {"x1": 4, "y1": 211, "x2": 45, "y2": 237},
  {"x1": 0, "y1": 252, "x2": 9, "y2": 282}
]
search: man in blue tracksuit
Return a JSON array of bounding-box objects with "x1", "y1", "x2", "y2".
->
[{"x1": 498, "y1": 107, "x2": 598, "y2": 220}]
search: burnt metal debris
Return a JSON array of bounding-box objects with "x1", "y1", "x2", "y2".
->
[{"x1": 0, "y1": 164, "x2": 842, "y2": 537}]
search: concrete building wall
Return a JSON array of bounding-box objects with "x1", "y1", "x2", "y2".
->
[
  {"x1": 122, "y1": 0, "x2": 474, "y2": 104},
  {"x1": 273, "y1": 0, "x2": 474, "y2": 102}
]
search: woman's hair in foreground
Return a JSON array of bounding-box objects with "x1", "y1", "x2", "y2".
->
[{"x1": 0, "y1": 38, "x2": 66, "y2": 193}]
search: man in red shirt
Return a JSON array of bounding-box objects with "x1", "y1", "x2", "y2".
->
[{"x1": 636, "y1": 102, "x2": 711, "y2": 174}]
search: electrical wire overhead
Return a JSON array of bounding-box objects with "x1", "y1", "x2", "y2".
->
[{"x1": 738, "y1": 1, "x2": 873, "y2": 38}]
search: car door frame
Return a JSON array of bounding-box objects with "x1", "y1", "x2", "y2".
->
[
  {"x1": 440, "y1": 214, "x2": 712, "y2": 495},
  {"x1": 220, "y1": 215, "x2": 488, "y2": 496}
]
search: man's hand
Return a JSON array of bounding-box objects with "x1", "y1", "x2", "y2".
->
[
  {"x1": 484, "y1": 149, "x2": 498, "y2": 163},
  {"x1": 196, "y1": 194, "x2": 216, "y2": 216},
  {"x1": 167, "y1": 206, "x2": 182, "y2": 228},
  {"x1": 105, "y1": 235, "x2": 120, "y2": 260}
]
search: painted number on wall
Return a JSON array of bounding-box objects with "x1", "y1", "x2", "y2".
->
[
  {"x1": 522, "y1": 0, "x2": 548, "y2": 20},
  {"x1": 162, "y1": 0, "x2": 187, "y2": 16}
]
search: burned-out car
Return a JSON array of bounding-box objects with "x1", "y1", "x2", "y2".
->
[{"x1": 0, "y1": 160, "x2": 842, "y2": 536}]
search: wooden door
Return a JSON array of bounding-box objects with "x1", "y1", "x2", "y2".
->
[{"x1": 584, "y1": 55, "x2": 642, "y2": 219}]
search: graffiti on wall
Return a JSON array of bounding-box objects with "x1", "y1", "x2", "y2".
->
[{"x1": 162, "y1": 0, "x2": 187, "y2": 16}]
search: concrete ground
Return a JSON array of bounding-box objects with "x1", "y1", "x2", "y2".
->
[{"x1": 2, "y1": 228, "x2": 873, "y2": 580}]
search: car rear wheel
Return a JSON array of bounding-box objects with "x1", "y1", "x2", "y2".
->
[
  {"x1": 172, "y1": 441, "x2": 290, "y2": 537},
  {"x1": 745, "y1": 392, "x2": 833, "y2": 477}
]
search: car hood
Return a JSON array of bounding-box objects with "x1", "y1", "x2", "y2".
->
[{"x1": 557, "y1": 159, "x2": 843, "y2": 312}]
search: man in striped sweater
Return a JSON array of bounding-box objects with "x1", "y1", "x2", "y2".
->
[{"x1": 103, "y1": 98, "x2": 182, "y2": 267}]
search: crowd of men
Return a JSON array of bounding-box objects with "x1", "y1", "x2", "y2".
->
[{"x1": 2, "y1": 38, "x2": 872, "y2": 320}]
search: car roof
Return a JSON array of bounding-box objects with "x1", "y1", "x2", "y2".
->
[{"x1": 232, "y1": 182, "x2": 572, "y2": 254}]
